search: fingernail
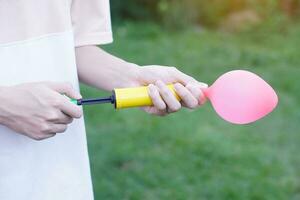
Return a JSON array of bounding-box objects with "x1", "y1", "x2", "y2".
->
[
  {"x1": 174, "y1": 83, "x2": 183, "y2": 92},
  {"x1": 174, "y1": 83, "x2": 181, "y2": 87},
  {"x1": 148, "y1": 84, "x2": 154, "y2": 91}
]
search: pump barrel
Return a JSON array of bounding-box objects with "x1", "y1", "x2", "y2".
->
[{"x1": 114, "y1": 84, "x2": 179, "y2": 109}]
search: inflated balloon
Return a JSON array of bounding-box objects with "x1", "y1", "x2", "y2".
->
[{"x1": 203, "y1": 70, "x2": 278, "y2": 124}]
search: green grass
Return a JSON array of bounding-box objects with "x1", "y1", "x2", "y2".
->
[{"x1": 81, "y1": 23, "x2": 300, "y2": 200}]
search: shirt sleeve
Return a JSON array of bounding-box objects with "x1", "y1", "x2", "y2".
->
[{"x1": 71, "y1": 0, "x2": 113, "y2": 47}]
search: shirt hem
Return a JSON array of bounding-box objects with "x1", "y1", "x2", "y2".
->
[{"x1": 74, "y1": 31, "x2": 113, "y2": 47}]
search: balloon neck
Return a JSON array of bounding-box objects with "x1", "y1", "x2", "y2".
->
[{"x1": 202, "y1": 87, "x2": 210, "y2": 97}]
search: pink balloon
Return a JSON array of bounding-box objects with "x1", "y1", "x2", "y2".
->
[{"x1": 203, "y1": 70, "x2": 278, "y2": 124}]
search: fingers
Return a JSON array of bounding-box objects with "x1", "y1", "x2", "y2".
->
[
  {"x1": 60, "y1": 100, "x2": 83, "y2": 119},
  {"x1": 46, "y1": 82, "x2": 83, "y2": 119},
  {"x1": 155, "y1": 80, "x2": 181, "y2": 113},
  {"x1": 36, "y1": 133, "x2": 56, "y2": 141},
  {"x1": 58, "y1": 97, "x2": 83, "y2": 119},
  {"x1": 147, "y1": 82, "x2": 181, "y2": 115},
  {"x1": 58, "y1": 113, "x2": 73, "y2": 124},
  {"x1": 174, "y1": 83, "x2": 198, "y2": 109},
  {"x1": 148, "y1": 84, "x2": 166, "y2": 111},
  {"x1": 185, "y1": 82, "x2": 207, "y2": 105},
  {"x1": 47, "y1": 111, "x2": 74, "y2": 124},
  {"x1": 51, "y1": 124, "x2": 68, "y2": 133},
  {"x1": 167, "y1": 67, "x2": 208, "y2": 106},
  {"x1": 141, "y1": 106, "x2": 167, "y2": 117},
  {"x1": 41, "y1": 124, "x2": 68, "y2": 136},
  {"x1": 146, "y1": 79, "x2": 208, "y2": 115},
  {"x1": 48, "y1": 82, "x2": 82, "y2": 99},
  {"x1": 38, "y1": 113, "x2": 71, "y2": 139}
]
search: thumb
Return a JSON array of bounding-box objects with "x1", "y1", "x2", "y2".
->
[
  {"x1": 47, "y1": 82, "x2": 82, "y2": 99},
  {"x1": 171, "y1": 67, "x2": 207, "y2": 86}
]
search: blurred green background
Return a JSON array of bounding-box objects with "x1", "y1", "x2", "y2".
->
[{"x1": 81, "y1": 1, "x2": 300, "y2": 199}]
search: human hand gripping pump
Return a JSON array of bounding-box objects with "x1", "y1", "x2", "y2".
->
[{"x1": 71, "y1": 70, "x2": 278, "y2": 125}]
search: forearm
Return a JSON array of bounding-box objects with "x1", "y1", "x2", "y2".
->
[
  {"x1": 75, "y1": 45, "x2": 141, "y2": 91},
  {"x1": 72, "y1": 45, "x2": 208, "y2": 116}
]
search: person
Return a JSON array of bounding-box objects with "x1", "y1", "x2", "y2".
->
[{"x1": 0, "y1": 1, "x2": 207, "y2": 199}]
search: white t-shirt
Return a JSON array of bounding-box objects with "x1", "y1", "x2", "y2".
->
[{"x1": 0, "y1": 1, "x2": 113, "y2": 200}]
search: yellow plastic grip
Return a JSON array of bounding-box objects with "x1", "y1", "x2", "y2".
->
[{"x1": 114, "y1": 84, "x2": 180, "y2": 109}]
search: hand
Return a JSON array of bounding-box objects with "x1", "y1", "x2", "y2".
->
[
  {"x1": 0, "y1": 82, "x2": 83, "y2": 140},
  {"x1": 136, "y1": 65, "x2": 208, "y2": 116}
]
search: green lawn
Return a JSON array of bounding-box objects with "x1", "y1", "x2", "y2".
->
[{"x1": 81, "y1": 23, "x2": 300, "y2": 200}]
